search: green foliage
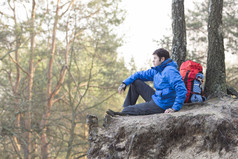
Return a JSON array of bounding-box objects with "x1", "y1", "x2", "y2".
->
[
  {"x1": 154, "y1": 35, "x2": 172, "y2": 52},
  {"x1": 185, "y1": 0, "x2": 209, "y2": 65},
  {"x1": 0, "y1": 0, "x2": 129, "y2": 158},
  {"x1": 128, "y1": 57, "x2": 137, "y2": 75}
]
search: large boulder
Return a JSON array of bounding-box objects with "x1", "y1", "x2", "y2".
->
[{"x1": 87, "y1": 97, "x2": 238, "y2": 159}]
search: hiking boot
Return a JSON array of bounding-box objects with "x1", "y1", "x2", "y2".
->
[
  {"x1": 106, "y1": 109, "x2": 115, "y2": 117},
  {"x1": 113, "y1": 111, "x2": 128, "y2": 116},
  {"x1": 106, "y1": 109, "x2": 128, "y2": 117}
]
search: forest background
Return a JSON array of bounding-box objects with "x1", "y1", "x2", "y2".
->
[{"x1": 0, "y1": 0, "x2": 237, "y2": 159}]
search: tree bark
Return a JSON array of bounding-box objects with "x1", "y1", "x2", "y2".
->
[
  {"x1": 40, "y1": 0, "x2": 60, "y2": 156},
  {"x1": 24, "y1": 0, "x2": 36, "y2": 158},
  {"x1": 205, "y1": 0, "x2": 226, "y2": 97},
  {"x1": 39, "y1": 0, "x2": 69, "y2": 158},
  {"x1": 8, "y1": 0, "x2": 22, "y2": 157},
  {"x1": 171, "y1": 0, "x2": 187, "y2": 68}
]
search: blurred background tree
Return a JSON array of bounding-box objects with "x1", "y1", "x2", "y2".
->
[{"x1": 0, "y1": 0, "x2": 129, "y2": 158}]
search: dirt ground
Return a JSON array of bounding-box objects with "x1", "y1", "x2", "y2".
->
[{"x1": 87, "y1": 96, "x2": 238, "y2": 159}]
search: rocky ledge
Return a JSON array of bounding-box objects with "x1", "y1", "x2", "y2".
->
[{"x1": 87, "y1": 96, "x2": 238, "y2": 159}]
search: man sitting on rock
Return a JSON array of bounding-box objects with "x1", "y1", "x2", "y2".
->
[{"x1": 106, "y1": 48, "x2": 187, "y2": 116}]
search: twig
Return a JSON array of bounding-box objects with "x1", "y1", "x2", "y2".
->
[
  {"x1": 81, "y1": 92, "x2": 117, "y2": 113},
  {"x1": 74, "y1": 55, "x2": 95, "y2": 111},
  {"x1": 53, "y1": 91, "x2": 68, "y2": 104},
  {"x1": 9, "y1": 136, "x2": 22, "y2": 159},
  {"x1": 74, "y1": 154, "x2": 87, "y2": 159},
  {"x1": 0, "y1": 37, "x2": 30, "y2": 61},
  {"x1": 60, "y1": 0, "x2": 75, "y2": 17},
  {"x1": 8, "y1": 54, "x2": 29, "y2": 76},
  {"x1": 127, "y1": 133, "x2": 137, "y2": 159},
  {"x1": 0, "y1": 49, "x2": 18, "y2": 61}
]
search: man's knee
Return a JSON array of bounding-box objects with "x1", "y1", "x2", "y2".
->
[
  {"x1": 132, "y1": 79, "x2": 144, "y2": 87},
  {"x1": 122, "y1": 106, "x2": 137, "y2": 114},
  {"x1": 122, "y1": 106, "x2": 131, "y2": 113}
]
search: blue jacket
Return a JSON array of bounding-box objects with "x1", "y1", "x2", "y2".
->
[{"x1": 123, "y1": 58, "x2": 187, "y2": 111}]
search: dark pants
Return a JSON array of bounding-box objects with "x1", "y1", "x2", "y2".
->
[{"x1": 122, "y1": 80, "x2": 164, "y2": 115}]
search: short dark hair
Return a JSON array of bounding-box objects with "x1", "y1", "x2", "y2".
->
[{"x1": 152, "y1": 48, "x2": 170, "y2": 60}]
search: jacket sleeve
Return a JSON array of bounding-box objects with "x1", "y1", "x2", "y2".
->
[
  {"x1": 165, "y1": 68, "x2": 187, "y2": 111},
  {"x1": 123, "y1": 69, "x2": 155, "y2": 86}
]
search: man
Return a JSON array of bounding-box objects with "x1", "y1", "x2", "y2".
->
[{"x1": 106, "y1": 48, "x2": 187, "y2": 116}]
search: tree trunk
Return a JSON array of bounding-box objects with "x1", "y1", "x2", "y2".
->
[
  {"x1": 13, "y1": 42, "x2": 22, "y2": 159},
  {"x1": 40, "y1": 0, "x2": 69, "y2": 158},
  {"x1": 205, "y1": 0, "x2": 226, "y2": 97},
  {"x1": 13, "y1": 38, "x2": 22, "y2": 159},
  {"x1": 66, "y1": 112, "x2": 76, "y2": 159},
  {"x1": 9, "y1": 0, "x2": 22, "y2": 157},
  {"x1": 40, "y1": 0, "x2": 60, "y2": 155},
  {"x1": 24, "y1": 0, "x2": 36, "y2": 158},
  {"x1": 171, "y1": 0, "x2": 187, "y2": 68}
]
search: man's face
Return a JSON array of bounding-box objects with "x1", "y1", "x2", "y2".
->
[{"x1": 152, "y1": 54, "x2": 164, "y2": 67}]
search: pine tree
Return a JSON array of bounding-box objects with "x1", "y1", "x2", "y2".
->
[
  {"x1": 205, "y1": 0, "x2": 227, "y2": 97},
  {"x1": 171, "y1": 0, "x2": 187, "y2": 68}
]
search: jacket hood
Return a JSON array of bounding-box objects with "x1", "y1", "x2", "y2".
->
[{"x1": 152, "y1": 58, "x2": 178, "y2": 72}]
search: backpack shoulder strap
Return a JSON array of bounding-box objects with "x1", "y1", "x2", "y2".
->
[{"x1": 184, "y1": 70, "x2": 190, "y2": 88}]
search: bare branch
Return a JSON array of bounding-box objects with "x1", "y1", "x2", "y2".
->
[
  {"x1": 75, "y1": 56, "x2": 94, "y2": 111},
  {"x1": 9, "y1": 136, "x2": 22, "y2": 159},
  {"x1": 22, "y1": 3, "x2": 29, "y2": 20},
  {"x1": 0, "y1": 37, "x2": 30, "y2": 61},
  {"x1": 32, "y1": 59, "x2": 42, "y2": 74},
  {"x1": 50, "y1": 65, "x2": 68, "y2": 100},
  {"x1": 0, "y1": 49, "x2": 18, "y2": 61},
  {"x1": 8, "y1": 54, "x2": 29, "y2": 76},
  {"x1": 82, "y1": 8, "x2": 100, "y2": 19},
  {"x1": 74, "y1": 154, "x2": 87, "y2": 159},
  {"x1": 81, "y1": 91, "x2": 117, "y2": 113},
  {"x1": 53, "y1": 92, "x2": 68, "y2": 104},
  {"x1": 67, "y1": 69, "x2": 77, "y2": 87},
  {"x1": 59, "y1": 0, "x2": 75, "y2": 17},
  {"x1": 7, "y1": 0, "x2": 14, "y2": 11},
  {"x1": 59, "y1": 1, "x2": 71, "y2": 9}
]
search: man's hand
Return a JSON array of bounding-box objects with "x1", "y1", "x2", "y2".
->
[
  {"x1": 164, "y1": 108, "x2": 176, "y2": 113},
  {"x1": 118, "y1": 83, "x2": 126, "y2": 94}
]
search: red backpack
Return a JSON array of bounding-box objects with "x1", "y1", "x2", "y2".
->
[{"x1": 180, "y1": 60, "x2": 204, "y2": 103}]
